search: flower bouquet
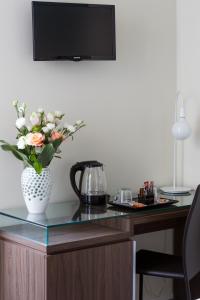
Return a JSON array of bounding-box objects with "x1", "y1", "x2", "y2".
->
[{"x1": 0, "y1": 101, "x2": 85, "y2": 213}]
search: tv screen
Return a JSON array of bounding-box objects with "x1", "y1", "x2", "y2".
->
[{"x1": 32, "y1": 1, "x2": 116, "y2": 61}]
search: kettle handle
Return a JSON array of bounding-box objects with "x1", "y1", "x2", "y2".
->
[{"x1": 70, "y1": 163, "x2": 85, "y2": 199}]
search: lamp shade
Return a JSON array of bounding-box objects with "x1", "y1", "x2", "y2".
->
[
  {"x1": 172, "y1": 117, "x2": 191, "y2": 140},
  {"x1": 172, "y1": 103, "x2": 191, "y2": 140}
]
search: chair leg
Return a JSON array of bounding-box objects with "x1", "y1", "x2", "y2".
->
[{"x1": 139, "y1": 274, "x2": 144, "y2": 300}]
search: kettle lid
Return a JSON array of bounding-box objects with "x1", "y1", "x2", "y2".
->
[{"x1": 76, "y1": 160, "x2": 103, "y2": 168}]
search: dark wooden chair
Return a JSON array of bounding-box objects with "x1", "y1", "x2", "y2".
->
[{"x1": 136, "y1": 185, "x2": 200, "y2": 300}]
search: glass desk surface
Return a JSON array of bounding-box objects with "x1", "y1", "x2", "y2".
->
[
  {"x1": 0, "y1": 193, "x2": 194, "y2": 246},
  {"x1": 0, "y1": 193, "x2": 194, "y2": 229},
  {"x1": 0, "y1": 200, "x2": 129, "y2": 228}
]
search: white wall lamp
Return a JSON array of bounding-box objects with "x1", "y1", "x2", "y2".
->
[{"x1": 160, "y1": 92, "x2": 192, "y2": 195}]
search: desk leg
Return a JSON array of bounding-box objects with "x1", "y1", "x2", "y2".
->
[
  {"x1": 173, "y1": 220, "x2": 186, "y2": 299},
  {"x1": 132, "y1": 240, "x2": 136, "y2": 300}
]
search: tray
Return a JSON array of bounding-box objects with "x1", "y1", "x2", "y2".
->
[{"x1": 108, "y1": 198, "x2": 179, "y2": 211}]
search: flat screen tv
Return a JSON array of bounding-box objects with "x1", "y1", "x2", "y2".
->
[{"x1": 32, "y1": 1, "x2": 116, "y2": 61}]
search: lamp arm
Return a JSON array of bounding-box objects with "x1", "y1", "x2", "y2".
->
[
  {"x1": 172, "y1": 92, "x2": 180, "y2": 190},
  {"x1": 173, "y1": 91, "x2": 190, "y2": 190},
  {"x1": 173, "y1": 91, "x2": 182, "y2": 190},
  {"x1": 176, "y1": 91, "x2": 185, "y2": 118},
  {"x1": 173, "y1": 139, "x2": 176, "y2": 190},
  {"x1": 175, "y1": 91, "x2": 179, "y2": 122}
]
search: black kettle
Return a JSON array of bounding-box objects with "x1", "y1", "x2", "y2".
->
[{"x1": 70, "y1": 161, "x2": 108, "y2": 205}]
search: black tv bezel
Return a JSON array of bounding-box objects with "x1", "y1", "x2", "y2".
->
[{"x1": 32, "y1": 1, "x2": 116, "y2": 61}]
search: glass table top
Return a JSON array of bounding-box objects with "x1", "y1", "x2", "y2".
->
[
  {"x1": 0, "y1": 201, "x2": 129, "y2": 228},
  {"x1": 0, "y1": 192, "x2": 194, "y2": 229}
]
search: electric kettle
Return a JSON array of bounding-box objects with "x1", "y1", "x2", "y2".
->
[{"x1": 70, "y1": 161, "x2": 109, "y2": 205}]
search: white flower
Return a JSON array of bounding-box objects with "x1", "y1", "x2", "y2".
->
[
  {"x1": 25, "y1": 133, "x2": 34, "y2": 146},
  {"x1": 30, "y1": 112, "x2": 40, "y2": 126},
  {"x1": 55, "y1": 111, "x2": 63, "y2": 118},
  {"x1": 46, "y1": 112, "x2": 55, "y2": 123},
  {"x1": 12, "y1": 100, "x2": 18, "y2": 107},
  {"x1": 16, "y1": 117, "x2": 26, "y2": 129},
  {"x1": 66, "y1": 125, "x2": 76, "y2": 133},
  {"x1": 18, "y1": 103, "x2": 26, "y2": 113},
  {"x1": 46, "y1": 123, "x2": 55, "y2": 130},
  {"x1": 75, "y1": 120, "x2": 83, "y2": 126},
  {"x1": 37, "y1": 108, "x2": 44, "y2": 113},
  {"x1": 17, "y1": 136, "x2": 26, "y2": 150},
  {"x1": 42, "y1": 126, "x2": 50, "y2": 133}
]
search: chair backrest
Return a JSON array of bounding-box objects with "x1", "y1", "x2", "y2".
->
[{"x1": 183, "y1": 185, "x2": 200, "y2": 300}]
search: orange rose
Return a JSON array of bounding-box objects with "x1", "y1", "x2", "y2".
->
[
  {"x1": 51, "y1": 131, "x2": 63, "y2": 141},
  {"x1": 31, "y1": 133, "x2": 44, "y2": 147}
]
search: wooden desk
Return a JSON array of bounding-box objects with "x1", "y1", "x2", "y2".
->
[{"x1": 0, "y1": 194, "x2": 193, "y2": 300}]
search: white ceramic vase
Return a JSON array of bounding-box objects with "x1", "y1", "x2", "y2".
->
[{"x1": 21, "y1": 167, "x2": 52, "y2": 214}]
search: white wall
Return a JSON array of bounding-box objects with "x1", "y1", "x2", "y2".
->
[
  {"x1": 0, "y1": 1, "x2": 176, "y2": 299},
  {"x1": 177, "y1": 0, "x2": 200, "y2": 188},
  {"x1": 0, "y1": 0, "x2": 176, "y2": 208}
]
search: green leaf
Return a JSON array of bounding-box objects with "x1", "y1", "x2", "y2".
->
[
  {"x1": 38, "y1": 144, "x2": 55, "y2": 168},
  {"x1": 21, "y1": 127, "x2": 29, "y2": 136},
  {"x1": 32, "y1": 125, "x2": 42, "y2": 133},
  {"x1": 0, "y1": 143, "x2": 30, "y2": 163},
  {"x1": 1, "y1": 144, "x2": 23, "y2": 161},
  {"x1": 52, "y1": 139, "x2": 62, "y2": 152},
  {"x1": 29, "y1": 154, "x2": 37, "y2": 162},
  {"x1": 33, "y1": 160, "x2": 43, "y2": 174}
]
